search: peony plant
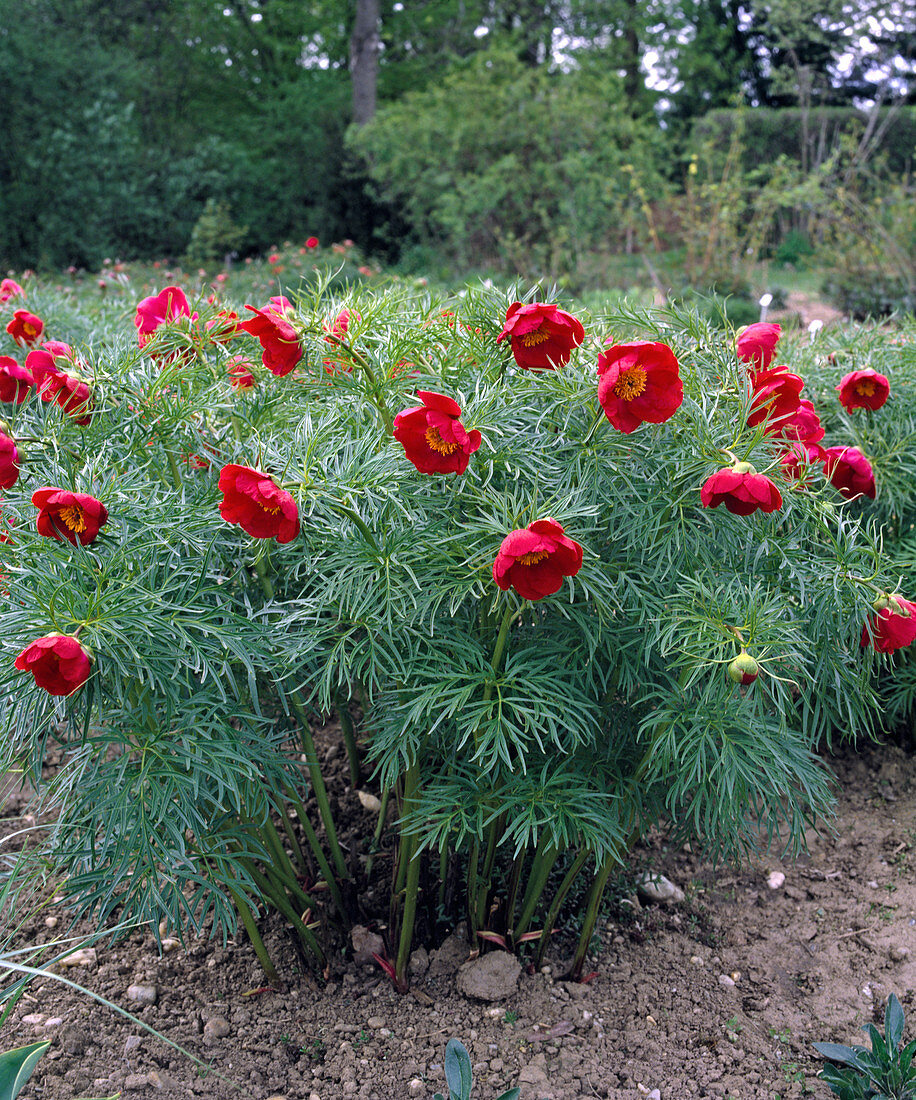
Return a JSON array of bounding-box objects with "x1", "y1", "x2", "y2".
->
[{"x1": 0, "y1": 277, "x2": 914, "y2": 991}]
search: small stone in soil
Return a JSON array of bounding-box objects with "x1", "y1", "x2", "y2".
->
[
  {"x1": 766, "y1": 870, "x2": 786, "y2": 889},
  {"x1": 636, "y1": 873, "x2": 685, "y2": 904},
  {"x1": 57, "y1": 947, "x2": 97, "y2": 970},
  {"x1": 456, "y1": 952, "x2": 521, "y2": 1001},
  {"x1": 203, "y1": 1015, "x2": 230, "y2": 1041},
  {"x1": 126, "y1": 983, "x2": 158, "y2": 1005},
  {"x1": 891, "y1": 945, "x2": 910, "y2": 962}
]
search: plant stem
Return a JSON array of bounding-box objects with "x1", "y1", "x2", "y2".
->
[
  {"x1": 394, "y1": 759, "x2": 421, "y2": 991},
  {"x1": 569, "y1": 852, "x2": 616, "y2": 981},
  {"x1": 513, "y1": 837, "x2": 559, "y2": 943},
  {"x1": 249, "y1": 555, "x2": 350, "y2": 885},
  {"x1": 283, "y1": 783, "x2": 348, "y2": 924},
  {"x1": 246, "y1": 866, "x2": 326, "y2": 966},
  {"x1": 467, "y1": 839, "x2": 481, "y2": 943},
  {"x1": 534, "y1": 849, "x2": 589, "y2": 969},
  {"x1": 365, "y1": 784, "x2": 391, "y2": 879},
  {"x1": 226, "y1": 885, "x2": 279, "y2": 984},
  {"x1": 335, "y1": 691, "x2": 361, "y2": 788}
]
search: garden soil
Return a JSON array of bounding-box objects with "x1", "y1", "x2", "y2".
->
[{"x1": 4, "y1": 735, "x2": 916, "y2": 1100}]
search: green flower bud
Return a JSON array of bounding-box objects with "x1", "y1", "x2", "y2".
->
[{"x1": 727, "y1": 651, "x2": 759, "y2": 685}]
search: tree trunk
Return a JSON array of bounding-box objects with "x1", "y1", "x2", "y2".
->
[{"x1": 350, "y1": 0, "x2": 380, "y2": 126}]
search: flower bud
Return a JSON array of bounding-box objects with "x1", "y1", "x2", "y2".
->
[
  {"x1": 727, "y1": 651, "x2": 759, "y2": 685},
  {"x1": 731, "y1": 461, "x2": 756, "y2": 475}
]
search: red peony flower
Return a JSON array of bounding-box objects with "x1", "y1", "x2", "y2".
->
[
  {"x1": 747, "y1": 366, "x2": 803, "y2": 430},
  {"x1": 0, "y1": 279, "x2": 25, "y2": 303},
  {"x1": 206, "y1": 309, "x2": 244, "y2": 344},
  {"x1": 305, "y1": 236, "x2": 319, "y2": 249},
  {"x1": 393, "y1": 391, "x2": 482, "y2": 475},
  {"x1": 14, "y1": 633, "x2": 92, "y2": 696},
  {"x1": 27, "y1": 346, "x2": 92, "y2": 425},
  {"x1": 492, "y1": 518, "x2": 584, "y2": 600},
  {"x1": 218, "y1": 464, "x2": 300, "y2": 543},
  {"x1": 736, "y1": 322, "x2": 781, "y2": 371},
  {"x1": 227, "y1": 356, "x2": 256, "y2": 390},
  {"x1": 32, "y1": 488, "x2": 108, "y2": 546},
  {"x1": 780, "y1": 442, "x2": 827, "y2": 486},
  {"x1": 0, "y1": 356, "x2": 35, "y2": 404},
  {"x1": 823, "y1": 446, "x2": 875, "y2": 500},
  {"x1": 861, "y1": 595, "x2": 916, "y2": 653},
  {"x1": 497, "y1": 302, "x2": 585, "y2": 371},
  {"x1": 6, "y1": 310, "x2": 44, "y2": 347},
  {"x1": 700, "y1": 462, "x2": 783, "y2": 516},
  {"x1": 836, "y1": 368, "x2": 890, "y2": 413},
  {"x1": 0, "y1": 432, "x2": 19, "y2": 490},
  {"x1": 771, "y1": 398, "x2": 825, "y2": 445},
  {"x1": 134, "y1": 285, "x2": 193, "y2": 346},
  {"x1": 597, "y1": 340, "x2": 683, "y2": 434},
  {"x1": 0, "y1": 434, "x2": 17, "y2": 493},
  {"x1": 241, "y1": 300, "x2": 302, "y2": 377}
]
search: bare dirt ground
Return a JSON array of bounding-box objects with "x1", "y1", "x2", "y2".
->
[{"x1": 3, "y1": 735, "x2": 916, "y2": 1100}]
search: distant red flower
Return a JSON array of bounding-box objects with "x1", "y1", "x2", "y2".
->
[
  {"x1": 135, "y1": 285, "x2": 193, "y2": 346},
  {"x1": 184, "y1": 453, "x2": 210, "y2": 470},
  {"x1": 268, "y1": 253, "x2": 281, "y2": 265},
  {"x1": 492, "y1": 518, "x2": 584, "y2": 601},
  {"x1": 0, "y1": 432, "x2": 18, "y2": 489},
  {"x1": 14, "y1": 633, "x2": 92, "y2": 696},
  {"x1": 241, "y1": 300, "x2": 302, "y2": 377},
  {"x1": 393, "y1": 391, "x2": 482, "y2": 475},
  {"x1": 218, "y1": 464, "x2": 300, "y2": 543},
  {"x1": 497, "y1": 302, "x2": 584, "y2": 371},
  {"x1": 700, "y1": 462, "x2": 783, "y2": 516},
  {"x1": 747, "y1": 366, "x2": 803, "y2": 429},
  {"x1": 771, "y1": 398, "x2": 825, "y2": 445},
  {"x1": 227, "y1": 356, "x2": 256, "y2": 390},
  {"x1": 597, "y1": 340, "x2": 683, "y2": 434},
  {"x1": 736, "y1": 322, "x2": 781, "y2": 371},
  {"x1": 823, "y1": 446, "x2": 876, "y2": 500},
  {"x1": 836, "y1": 368, "x2": 889, "y2": 413},
  {"x1": 306, "y1": 237, "x2": 319, "y2": 249},
  {"x1": 6, "y1": 310, "x2": 44, "y2": 347},
  {"x1": 32, "y1": 488, "x2": 108, "y2": 546},
  {"x1": 0, "y1": 356, "x2": 35, "y2": 404},
  {"x1": 0, "y1": 279, "x2": 25, "y2": 303},
  {"x1": 322, "y1": 309, "x2": 361, "y2": 374},
  {"x1": 862, "y1": 595, "x2": 916, "y2": 653}
]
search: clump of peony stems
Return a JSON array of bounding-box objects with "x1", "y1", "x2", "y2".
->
[{"x1": 2, "y1": 276, "x2": 915, "y2": 988}]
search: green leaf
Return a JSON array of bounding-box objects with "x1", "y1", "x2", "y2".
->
[
  {"x1": 0, "y1": 1040, "x2": 51, "y2": 1100},
  {"x1": 813, "y1": 1042, "x2": 870, "y2": 1066},
  {"x1": 444, "y1": 1039, "x2": 473, "y2": 1100},
  {"x1": 495, "y1": 1090, "x2": 521, "y2": 1100},
  {"x1": 885, "y1": 993, "x2": 905, "y2": 1050}
]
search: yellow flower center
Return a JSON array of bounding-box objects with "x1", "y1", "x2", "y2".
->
[
  {"x1": 518, "y1": 550, "x2": 548, "y2": 566},
  {"x1": 520, "y1": 329, "x2": 550, "y2": 348},
  {"x1": 613, "y1": 365, "x2": 648, "y2": 401},
  {"x1": 425, "y1": 426, "x2": 458, "y2": 455},
  {"x1": 260, "y1": 502, "x2": 282, "y2": 515},
  {"x1": 856, "y1": 380, "x2": 876, "y2": 397},
  {"x1": 58, "y1": 505, "x2": 87, "y2": 533},
  {"x1": 23, "y1": 323, "x2": 36, "y2": 338}
]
